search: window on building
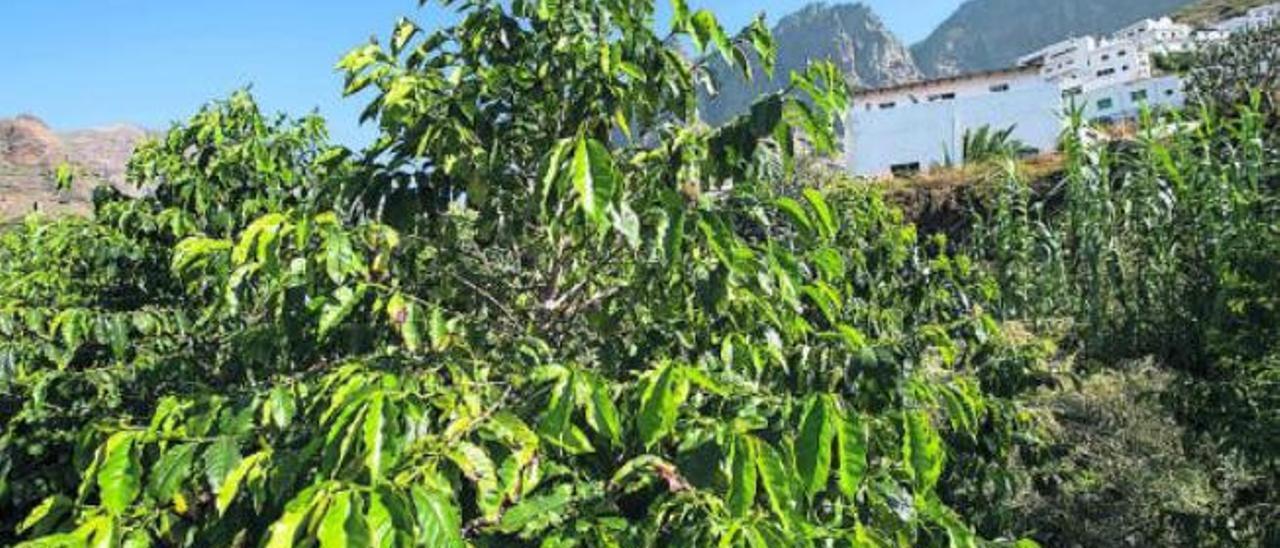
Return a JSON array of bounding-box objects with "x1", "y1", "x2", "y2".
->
[
  {"x1": 1132, "y1": 90, "x2": 1149, "y2": 102},
  {"x1": 878, "y1": 102, "x2": 896, "y2": 110},
  {"x1": 927, "y1": 92, "x2": 956, "y2": 102},
  {"x1": 890, "y1": 162, "x2": 921, "y2": 177},
  {"x1": 1097, "y1": 98, "x2": 1114, "y2": 110},
  {"x1": 1118, "y1": 50, "x2": 1127, "y2": 57},
  {"x1": 1097, "y1": 68, "x2": 1116, "y2": 77},
  {"x1": 1122, "y1": 65, "x2": 1130, "y2": 71},
  {"x1": 1165, "y1": 89, "x2": 1175, "y2": 96},
  {"x1": 1063, "y1": 86, "x2": 1083, "y2": 97},
  {"x1": 989, "y1": 83, "x2": 1010, "y2": 93},
  {"x1": 1101, "y1": 54, "x2": 1111, "y2": 61}
]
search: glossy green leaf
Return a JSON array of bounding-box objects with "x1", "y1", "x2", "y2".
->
[
  {"x1": 411, "y1": 487, "x2": 465, "y2": 548},
  {"x1": 144, "y1": 443, "x2": 196, "y2": 505},
  {"x1": 726, "y1": 435, "x2": 757, "y2": 518},
  {"x1": 638, "y1": 363, "x2": 689, "y2": 449},
  {"x1": 796, "y1": 395, "x2": 836, "y2": 499},
  {"x1": 97, "y1": 432, "x2": 140, "y2": 515},
  {"x1": 904, "y1": 410, "x2": 945, "y2": 494},
  {"x1": 837, "y1": 410, "x2": 869, "y2": 499}
]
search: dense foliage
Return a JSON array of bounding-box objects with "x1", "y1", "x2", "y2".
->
[
  {"x1": 971, "y1": 27, "x2": 1280, "y2": 545},
  {"x1": 3, "y1": 2, "x2": 1277, "y2": 546},
  {"x1": 1, "y1": 1, "x2": 1051, "y2": 546}
]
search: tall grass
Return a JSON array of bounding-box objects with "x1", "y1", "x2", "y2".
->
[{"x1": 970, "y1": 93, "x2": 1280, "y2": 543}]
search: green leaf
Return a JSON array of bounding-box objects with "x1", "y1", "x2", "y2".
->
[
  {"x1": 776, "y1": 197, "x2": 813, "y2": 234},
  {"x1": 837, "y1": 409, "x2": 869, "y2": 499},
  {"x1": 97, "y1": 432, "x2": 140, "y2": 515},
  {"x1": 364, "y1": 392, "x2": 402, "y2": 480},
  {"x1": 669, "y1": 0, "x2": 690, "y2": 31},
  {"x1": 265, "y1": 486, "x2": 322, "y2": 548},
  {"x1": 448, "y1": 442, "x2": 500, "y2": 518},
  {"x1": 904, "y1": 410, "x2": 945, "y2": 494},
  {"x1": 391, "y1": 17, "x2": 420, "y2": 55},
  {"x1": 638, "y1": 363, "x2": 689, "y2": 449},
  {"x1": 266, "y1": 385, "x2": 297, "y2": 429},
  {"x1": 18, "y1": 495, "x2": 72, "y2": 536},
  {"x1": 217, "y1": 450, "x2": 270, "y2": 515},
  {"x1": 689, "y1": 10, "x2": 730, "y2": 60},
  {"x1": 753, "y1": 437, "x2": 797, "y2": 528},
  {"x1": 319, "y1": 490, "x2": 371, "y2": 548},
  {"x1": 203, "y1": 437, "x2": 243, "y2": 494},
  {"x1": 584, "y1": 375, "x2": 623, "y2": 447},
  {"x1": 610, "y1": 203, "x2": 642, "y2": 249},
  {"x1": 802, "y1": 189, "x2": 837, "y2": 240},
  {"x1": 428, "y1": 306, "x2": 449, "y2": 352},
  {"x1": 570, "y1": 136, "x2": 617, "y2": 227},
  {"x1": 498, "y1": 483, "x2": 576, "y2": 535},
  {"x1": 54, "y1": 163, "x2": 75, "y2": 191},
  {"x1": 147, "y1": 443, "x2": 198, "y2": 503},
  {"x1": 726, "y1": 435, "x2": 757, "y2": 518},
  {"x1": 411, "y1": 487, "x2": 464, "y2": 548},
  {"x1": 796, "y1": 395, "x2": 836, "y2": 499},
  {"x1": 319, "y1": 285, "x2": 365, "y2": 339},
  {"x1": 538, "y1": 374, "x2": 577, "y2": 445},
  {"x1": 366, "y1": 486, "x2": 410, "y2": 548}
]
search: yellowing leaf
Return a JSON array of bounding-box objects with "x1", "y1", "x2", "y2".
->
[{"x1": 217, "y1": 450, "x2": 270, "y2": 515}]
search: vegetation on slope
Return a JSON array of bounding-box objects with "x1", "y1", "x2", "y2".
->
[{"x1": 1176, "y1": 0, "x2": 1276, "y2": 25}]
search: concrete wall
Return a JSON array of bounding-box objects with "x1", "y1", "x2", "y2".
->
[{"x1": 845, "y1": 75, "x2": 1062, "y2": 177}]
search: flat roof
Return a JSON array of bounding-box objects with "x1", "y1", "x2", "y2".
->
[{"x1": 853, "y1": 65, "x2": 1044, "y2": 98}]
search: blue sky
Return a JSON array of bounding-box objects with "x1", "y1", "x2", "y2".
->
[{"x1": 0, "y1": 0, "x2": 963, "y2": 145}]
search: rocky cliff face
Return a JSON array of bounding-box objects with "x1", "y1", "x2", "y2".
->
[
  {"x1": 0, "y1": 115, "x2": 64, "y2": 169},
  {"x1": 0, "y1": 115, "x2": 152, "y2": 221},
  {"x1": 912, "y1": 0, "x2": 1198, "y2": 78},
  {"x1": 701, "y1": 2, "x2": 921, "y2": 125}
]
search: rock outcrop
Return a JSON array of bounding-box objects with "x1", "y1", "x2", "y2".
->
[{"x1": 700, "y1": 3, "x2": 921, "y2": 125}]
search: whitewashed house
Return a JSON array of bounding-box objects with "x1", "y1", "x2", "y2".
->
[
  {"x1": 1114, "y1": 17, "x2": 1194, "y2": 54},
  {"x1": 1018, "y1": 36, "x2": 1097, "y2": 87},
  {"x1": 844, "y1": 66, "x2": 1062, "y2": 177},
  {"x1": 1216, "y1": 3, "x2": 1280, "y2": 33},
  {"x1": 1073, "y1": 74, "x2": 1185, "y2": 123}
]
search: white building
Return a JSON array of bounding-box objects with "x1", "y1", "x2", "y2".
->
[
  {"x1": 1018, "y1": 36, "x2": 1097, "y2": 86},
  {"x1": 1114, "y1": 17, "x2": 1193, "y2": 54},
  {"x1": 844, "y1": 66, "x2": 1063, "y2": 177},
  {"x1": 1216, "y1": 3, "x2": 1280, "y2": 33},
  {"x1": 1073, "y1": 75, "x2": 1185, "y2": 123},
  {"x1": 1019, "y1": 37, "x2": 1155, "y2": 94}
]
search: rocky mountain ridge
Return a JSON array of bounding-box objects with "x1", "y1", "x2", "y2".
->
[
  {"x1": 0, "y1": 115, "x2": 151, "y2": 222},
  {"x1": 701, "y1": 3, "x2": 920, "y2": 125}
]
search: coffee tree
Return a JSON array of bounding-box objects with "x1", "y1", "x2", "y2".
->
[{"x1": 4, "y1": 1, "x2": 1046, "y2": 546}]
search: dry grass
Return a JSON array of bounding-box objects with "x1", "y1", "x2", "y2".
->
[{"x1": 872, "y1": 153, "x2": 1066, "y2": 230}]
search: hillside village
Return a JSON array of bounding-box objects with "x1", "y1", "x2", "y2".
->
[{"x1": 844, "y1": 2, "x2": 1280, "y2": 177}]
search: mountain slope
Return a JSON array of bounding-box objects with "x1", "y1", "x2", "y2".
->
[
  {"x1": 1176, "y1": 0, "x2": 1275, "y2": 25},
  {"x1": 912, "y1": 0, "x2": 1198, "y2": 78},
  {"x1": 701, "y1": 3, "x2": 920, "y2": 125},
  {"x1": 1, "y1": 115, "x2": 151, "y2": 222}
]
